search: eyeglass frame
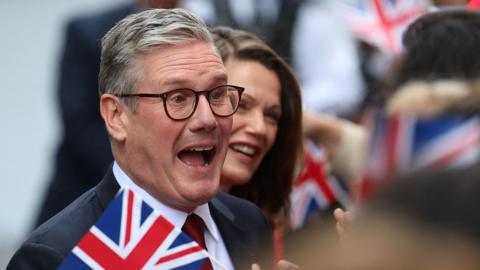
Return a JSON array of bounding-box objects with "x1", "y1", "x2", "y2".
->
[{"x1": 116, "y1": 84, "x2": 244, "y2": 121}]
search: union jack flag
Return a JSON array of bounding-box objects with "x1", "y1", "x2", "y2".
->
[
  {"x1": 357, "y1": 113, "x2": 480, "y2": 202},
  {"x1": 336, "y1": 0, "x2": 430, "y2": 53},
  {"x1": 289, "y1": 142, "x2": 350, "y2": 230},
  {"x1": 58, "y1": 188, "x2": 214, "y2": 270}
]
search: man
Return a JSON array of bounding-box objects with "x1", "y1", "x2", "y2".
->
[{"x1": 8, "y1": 8, "x2": 272, "y2": 270}]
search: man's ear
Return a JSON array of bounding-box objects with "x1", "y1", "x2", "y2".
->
[{"x1": 100, "y1": 94, "x2": 128, "y2": 143}]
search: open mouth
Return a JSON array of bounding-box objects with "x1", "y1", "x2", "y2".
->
[
  {"x1": 230, "y1": 144, "x2": 257, "y2": 157},
  {"x1": 178, "y1": 146, "x2": 216, "y2": 167}
]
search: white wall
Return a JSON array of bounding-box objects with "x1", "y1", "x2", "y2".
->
[{"x1": 0, "y1": 0, "x2": 126, "y2": 267}]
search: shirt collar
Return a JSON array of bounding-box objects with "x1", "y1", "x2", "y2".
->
[
  {"x1": 112, "y1": 161, "x2": 220, "y2": 241},
  {"x1": 193, "y1": 203, "x2": 221, "y2": 241}
]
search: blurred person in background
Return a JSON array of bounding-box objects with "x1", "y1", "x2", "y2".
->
[
  {"x1": 292, "y1": 0, "x2": 364, "y2": 117},
  {"x1": 388, "y1": 6, "x2": 480, "y2": 95},
  {"x1": 286, "y1": 164, "x2": 480, "y2": 270},
  {"x1": 306, "y1": 7, "x2": 480, "y2": 186},
  {"x1": 35, "y1": 0, "x2": 182, "y2": 227},
  {"x1": 310, "y1": 6, "x2": 480, "y2": 235},
  {"x1": 315, "y1": 78, "x2": 480, "y2": 241}
]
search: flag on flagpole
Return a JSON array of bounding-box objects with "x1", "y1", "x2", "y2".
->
[
  {"x1": 58, "y1": 188, "x2": 215, "y2": 270},
  {"x1": 336, "y1": 0, "x2": 430, "y2": 53},
  {"x1": 356, "y1": 113, "x2": 480, "y2": 202}
]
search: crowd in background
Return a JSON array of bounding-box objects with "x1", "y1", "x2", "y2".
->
[{"x1": 8, "y1": 0, "x2": 480, "y2": 269}]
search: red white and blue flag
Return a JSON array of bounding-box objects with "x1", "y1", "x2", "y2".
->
[
  {"x1": 58, "y1": 188, "x2": 213, "y2": 270},
  {"x1": 357, "y1": 113, "x2": 480, "y2": 202},
  {"x1": 336, "y1": 0, "x2": 430, "y2": 53},
  {"x1": 289, "y1": 142, "x2": 350, "y2": 230}
]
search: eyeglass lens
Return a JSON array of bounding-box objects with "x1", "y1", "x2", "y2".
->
[{"x1": 165, "y1": 86, "x2": 240, "y2": 120}]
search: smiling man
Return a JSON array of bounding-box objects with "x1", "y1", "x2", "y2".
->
[{"x1": 8, "y1": 8, "x2": 272, "y2": 270}]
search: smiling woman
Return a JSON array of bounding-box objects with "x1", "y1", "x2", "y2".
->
[
  {"x1": 222, "y1": 60, "x2": 282, "y2": 187},
  {"x1": 211, "y1": 26, "x2": 304, "y2": 259}
]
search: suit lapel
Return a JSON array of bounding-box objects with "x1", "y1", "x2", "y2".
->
[
  {"x1": 209, "y1": 195, "x2": 255, "y2": 270},
  {"x1": 95, "y1": 166, "x2": 121, "y2": 210}
]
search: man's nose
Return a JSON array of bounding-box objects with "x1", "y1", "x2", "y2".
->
[{"x1": 189, "y1": 96, "x2": 217, "y2": 131}]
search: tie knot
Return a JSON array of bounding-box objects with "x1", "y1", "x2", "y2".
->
[
  {"x1": 182, "y1": 214, "x2": 207, "y2": 249},
  {"x1": 185, "y1": 214, "x2": 205, "y2": 229}
]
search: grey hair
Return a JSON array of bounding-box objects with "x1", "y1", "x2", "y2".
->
[{"x1": 99, "y1": 8, "x2": 215, "y2": 109}]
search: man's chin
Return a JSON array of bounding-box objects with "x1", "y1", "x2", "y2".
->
[
  {"x1": 184, "y1": 184, "x2": 219, "y2": 202},
  {"x1": 175, "y1": 192, "x2": 217, "y2": 212}
]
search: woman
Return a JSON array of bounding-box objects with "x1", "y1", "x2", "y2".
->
[{"x1": 211, "y1": 26, "x2": 304, "y2": 257}]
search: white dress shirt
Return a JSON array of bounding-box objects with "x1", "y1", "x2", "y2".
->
[{"x1": 113, "y1": 162, "x2": 234, "y2": 270}]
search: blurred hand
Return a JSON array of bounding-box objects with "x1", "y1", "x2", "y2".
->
[
  {"x1": 334, "y1": 208, "x2": 353, "y2": 243},
  {"x1": 277, "y1": 260, "x2": 300, "y2": 270},
  {"x1": 251, "y1": 263, "x2": 261, "y2": 270},
  {"x1": 251, "y1": 260, "x2": 299, "y2": 270},
  {"x1": 302, "y1": 111, "x2": 342, "y2": 157}
]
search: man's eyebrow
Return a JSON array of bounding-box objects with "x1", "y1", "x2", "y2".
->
[
  {"x1": 211, "y1": 73, "x2": 228, "y2": 84},
  {"x1": 161, "y1": 78, "x2": 190, "y2": 88},
  {"x1": 161, "y1": 73, "x2": 228, "y2": 89}
]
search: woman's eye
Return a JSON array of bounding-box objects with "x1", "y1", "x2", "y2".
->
[
  {"x1": 265, "y1": 112, "x2": 281, "y2": 124},
  {"x1": 238, "y1": 101, "x2": 248, "y2": 110}
]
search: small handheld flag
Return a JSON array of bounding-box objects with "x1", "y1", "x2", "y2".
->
[
  {"x1": 289, "y1": 142, "x2": 350, "y2": 230},
  {"x1": 58, "y1": 188, "x2": 220, "y2": 270}
]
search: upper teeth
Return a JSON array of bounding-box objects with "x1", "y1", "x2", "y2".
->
[
  {"x1": 232, "y1": 145, "x2": 255, "y2": 155},
  {"x1": 188, "y1": 146, "x2": 213, "y2": 151}
]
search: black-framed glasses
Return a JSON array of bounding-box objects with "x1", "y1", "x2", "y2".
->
[{"x1": 117, "y1": 84, "x2": 244, "y2": 120}]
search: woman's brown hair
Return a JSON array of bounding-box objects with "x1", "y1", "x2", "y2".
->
[{"x1": 211, "y1": 26, "x2": 304, "y2": 221}]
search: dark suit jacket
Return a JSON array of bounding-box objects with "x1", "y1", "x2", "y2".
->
[{"x1": 8, "y1": 168, "x2": 273, "y2": 270}]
